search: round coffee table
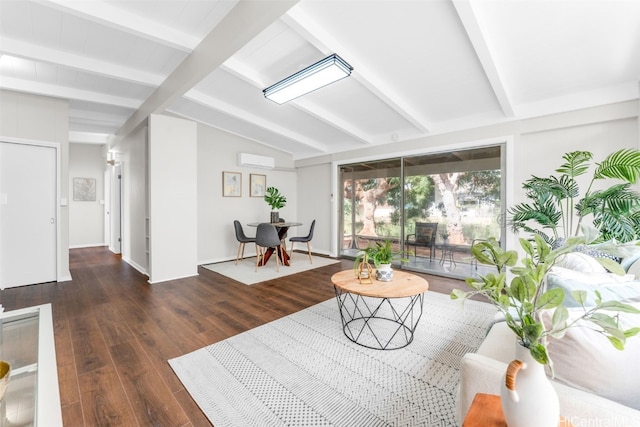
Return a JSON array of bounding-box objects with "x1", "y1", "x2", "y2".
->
[{"x1": 331, "y1": 269, "x2": 429, "y2": 350}]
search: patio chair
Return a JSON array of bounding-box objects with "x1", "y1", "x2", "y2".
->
[{"x1": 405, "y1": 222, "x2": 438, "y2": 260}]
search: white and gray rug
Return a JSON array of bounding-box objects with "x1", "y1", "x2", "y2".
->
[
  {"x1": 169, "y1": 292, "x2": 496, "y2": 426},
  {"x1": 201, "y1": 256, "x2": 340, "y2": 285}
]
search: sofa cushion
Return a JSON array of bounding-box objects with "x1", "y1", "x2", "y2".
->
[
  {"x1": 546, "y1": 266, "x2": 640, "y2": 306},
  {"x1": 542, "y1": 308, "x2": 640, "y2": 410}
]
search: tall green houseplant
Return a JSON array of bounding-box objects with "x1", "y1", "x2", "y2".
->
[{"x1": 509, "y1": 149, "x2": 640, "y2": 244}]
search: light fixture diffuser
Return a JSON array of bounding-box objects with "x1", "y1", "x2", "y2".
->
[{"x1": 263, "y1": 54, "x2": 353, "y2": 104}]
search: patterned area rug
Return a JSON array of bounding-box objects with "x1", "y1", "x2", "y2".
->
[
  {"x1": 201, "y1": 256, "x2": 339, "y2": 285},
  {"x1": 169, "y1": 292, "x2": 496, "y2": 426}
]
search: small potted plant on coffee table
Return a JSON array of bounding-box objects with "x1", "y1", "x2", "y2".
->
[{"x1": 354, "y1": 239, "x2": 409, "y2": 282}]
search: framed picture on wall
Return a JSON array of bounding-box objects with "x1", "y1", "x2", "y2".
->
[
  {"x1": 73, "y1": 177, "x2": 96, "y2": 201},
  {"x1": 222, "y1": 171, "x2": 242, "y2": 197},
  {"x1": 250, "y1": 174, "x2": 266, "y2": 197}
]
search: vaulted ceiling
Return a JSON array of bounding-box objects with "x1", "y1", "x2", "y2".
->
[{"x1": 1, "y1": 0, "x2": 639, "y2": 160}]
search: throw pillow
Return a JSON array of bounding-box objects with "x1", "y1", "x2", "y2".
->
[
  {"x1": 541, "y1": 308, "x2": 640, "y2": 410},
  {"x1": 627, "y1": 258, "x2": 640, "y2": 280},
  {"x1": 554, "y1": 252, "x2": 607, "y2": 273}
]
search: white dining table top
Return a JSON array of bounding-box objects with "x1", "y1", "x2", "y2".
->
[{"x1": 247, "y1": 222, "x2": 302, "y2": 227}]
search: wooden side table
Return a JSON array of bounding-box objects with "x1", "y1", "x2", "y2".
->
[{"x1": 463, "y1": 393, "x2": 574, "y2": 427}]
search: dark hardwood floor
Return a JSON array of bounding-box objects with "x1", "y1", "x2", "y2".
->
[{"x1": 1, "y1": 247, "x2": 471, "y2": 426}]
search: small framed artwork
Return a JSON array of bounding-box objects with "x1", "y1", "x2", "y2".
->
[
  {"x1": 250, "y1": 174, "x2": 266, "y2": 197},
  {"x1": 73, "y1": 177, "x2": 96, "y2": 201},
  {"x1": 222, "y1": 171, "x2": 242, "y2": 197}
]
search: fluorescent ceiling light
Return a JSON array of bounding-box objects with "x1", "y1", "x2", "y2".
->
[{"x1": 263, "y1": 54, "x2": 353, "y2": 104}]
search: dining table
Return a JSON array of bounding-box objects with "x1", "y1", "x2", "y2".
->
[{"x1": 247, "y1": 221, "x2": 302, "y2": 266}]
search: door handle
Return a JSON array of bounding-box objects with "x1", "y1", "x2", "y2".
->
[{"x1": 50, "y1": 218, "x2": 55, "y2": 224}]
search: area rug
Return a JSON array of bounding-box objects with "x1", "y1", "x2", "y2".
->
[
  {"x1": 168, "y1": 291, "x2": 497, "y2": 426},
  {"x1": 201, "y1": 256, "x2": 340, "y2": 285}
]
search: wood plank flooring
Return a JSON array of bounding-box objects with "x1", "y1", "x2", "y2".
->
[{"x1": 1, "y1": 247, "x2": 472, "y2": 426}]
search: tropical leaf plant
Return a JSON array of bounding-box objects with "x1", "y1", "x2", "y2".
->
[{"x1": 508, "y1": 149, "x2": 640, "y2": 244}]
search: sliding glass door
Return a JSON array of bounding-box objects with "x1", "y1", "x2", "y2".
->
[{"x1": 339, "y1": 145, "x2": 504, "y2": 279}]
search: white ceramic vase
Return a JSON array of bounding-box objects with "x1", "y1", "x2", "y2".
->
[
  {"x1": 500, "y1": 343, "x2": 559, "y2": 427},
  {"x1": 376, "y1": 263, "x2": 393, "y2": 281}
]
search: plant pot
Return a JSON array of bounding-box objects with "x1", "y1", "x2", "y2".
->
[
  {"x1": 500, "y1": 343, "x2": 559, "y2": 427},
  {"x1": 376, "y1": 263, "x2": 393, "y2": 282},
  {"x1": 270, "y1": 212, "x2": 280, "y2": 223},
  {"x1": 0, "y1": 360, "x2": 10, "y2": 402}
]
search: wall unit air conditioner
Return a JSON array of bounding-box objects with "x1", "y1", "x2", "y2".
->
[{"x1": 237, "y1": 153, "x2": 275, "y2": 169}]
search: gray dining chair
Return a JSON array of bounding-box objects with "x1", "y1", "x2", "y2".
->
[
  {"x1": 277, "y1": 217, "x2": 287, "y2": 251},
  {"x1": 289, "y1": 219, "x2": 316, "y2": 264},
  {"x1": 233, "y1": 220, "x2": 255, "y2": 265},
  {"x1": 255, "y1": 223, "x2": 284, "y2": 272}
]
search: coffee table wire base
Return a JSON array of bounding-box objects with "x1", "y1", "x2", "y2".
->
[{"x1": 334, "y1": 287, "x2": 425, "y2": 350}]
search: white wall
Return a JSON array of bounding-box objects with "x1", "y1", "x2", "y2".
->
[
  {"x1": 0, "y1": 89, "x2": 71, "y2": 281},
  {"x1": 295, "y1": 163, "x2": 331, "y2": 255},
  {"x1": 148, "y1": 114, "x2": 198, "y2": 283},
  {"x1": 197, "y1": 123, "x2": 296, "y2": 264},
  {"x1": 69, "y1": 143, "x2": 105, "y2": 248},
  {"x1": 116, "y1": 123, "x2": 148, "y2": 274},
  {"x1": 295, "y1": 100, "x2": 639, "y2": 255}
]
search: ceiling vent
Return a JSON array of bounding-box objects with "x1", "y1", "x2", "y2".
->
[{"x1": 237, "y1": 153, "x2": 275, "y2": 169}]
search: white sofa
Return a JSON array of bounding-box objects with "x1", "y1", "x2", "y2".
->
[
  {"x1": 457, "y1": 321, "x2": 640, "y2": 426},
  {"x1": 457, "y1": 251, "x2": 640, "y2": 425}
]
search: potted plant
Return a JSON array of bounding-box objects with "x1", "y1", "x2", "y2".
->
[
  {"x1": 354, "y1": 239, "x2": 409, "y2": 282},
  {"x1": 452, "y1": 233, "x2": 640, "y2": 426},
  {"x1": 264, "y1": 186, "x2": 286, "y2": 223},
  {"x1": 440, "y1": 231, "x2": 450, "y2": 244},
  {"x1": 509, "y1": 148, "x2": 640, "y2": 244}
]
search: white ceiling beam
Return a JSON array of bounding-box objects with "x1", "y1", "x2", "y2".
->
[
  {"x1": 35, "y1": 0, "x2": 198, "y2": 52},
  {"x1": 452, "y1": 0, "x2": 515, "y2": 118},
  {"x1": 69, "y1": 131, "x2": 109, "y2": 144},
  {"x1": 116, "y1": 0, "x2": 300, "y2": 139},
  {"x1": 0, "y1": 76, "x2": 141, "y2": 109},
  {"x1": 222, "y1": 58, "x2": 371, "y2": 145},
  {"x1": 1, "y1": 38, "x2": 163, "y2": 86},
  {"x1": 283, "y1": 8, "x2": 432, "y2": 134},
  {"x1": 183, "y1": 89, "x2": 329, "y2": 153}
]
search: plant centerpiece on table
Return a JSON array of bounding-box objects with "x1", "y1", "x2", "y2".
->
[
  {"x1": 354, "y1": 239, "x2": 409, "y2": 282},
  {"x1": 440, "y1": 231, "x2": 450, "y2": 244},
  {"x1": 263, "y1": 186, "x2": 286, "y2": 223}
]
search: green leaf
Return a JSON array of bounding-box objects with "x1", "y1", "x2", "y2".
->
[
  {"x1": 594, "y1": 148, "x2": 640, "y2": 183},
  {"x1": 596, "y1": 300, "x2": 640, "y2": 313},
  {"x1": 607, "y1": 335, "x2": 625, "y2": 350},
  {"x1": 450, "y1": 289, "x2": 466, "y2": 300},
  {"x1": 570, "y1": 290, "x2": 588, "y2": 305},
  {"x1": 556, "y1": 151, "x2": 593, "y2": 177},
  {"x1": 596, "y1": 257, "x2": 626, "y2": 275},
  {"x1": 529, "y1": 343, "x2": 550, "y2": 365},
  {"x1": 523, "y1": 323, "x2": 542, "y2": 344},
  {"x1": 537, "y1": 288, "x2": 564, "y2": 310}
]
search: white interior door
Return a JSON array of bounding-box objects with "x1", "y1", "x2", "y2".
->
[{"x1": 0, "y1": 141, "x2": 57, "y2": 288}]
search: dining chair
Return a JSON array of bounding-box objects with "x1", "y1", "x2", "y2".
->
[
  {"x1": 289, "y1": 219, "x2": 316, "y2": 264},
  {"x1": 277, "y1": 217, "x2": 287, "y2": 252},
  {"x1": 255, "y1": 223, "x2": 284, "y2": 272},
  {"x1": 233, "y1": 220, "x2": 256, "y2": 265}
]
